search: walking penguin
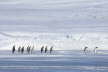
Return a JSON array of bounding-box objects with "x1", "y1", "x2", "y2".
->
[
  {"x1": 41, "y1": 46, "x2": 44, "y2": 53},
  {"x1": 84, "y1": 46, "x2": 88, "y2": 52},
  {"x1": 12, "y1": 45, "x2": 16, "y2": 54},
  {"x1": 94, "y1": 46, "x2": 98, "y2": 54},
  {"x1": 45, "y1": 46, "x2": 48, "y2": 53},
  {"x1": 50, "y1": 46, "x2": 53, "y2": 54},
  {"x1": 18, "y1": 46, "x2": 21, "y2": 53},
  {"x1": 21, "y1": 46, "x2": 24, "y2": 54},
  {"x1": 83, "y1": 46, "x2": 88, "y2": 54},
  {"x1": 27, "y1": 46, "x2": 30, "y2": 54}
]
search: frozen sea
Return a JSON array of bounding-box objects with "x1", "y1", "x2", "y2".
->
[{"x1": 0, "y1": 50, "x2": 108, "y2": 72}]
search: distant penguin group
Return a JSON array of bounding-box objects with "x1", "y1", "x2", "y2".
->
[
  {"x1": 83, "y1": 46, "x2": 99, "y2": 54},
  {"x1": 41, "y1": 46, "x2": 53, "y2": 53},
  {"x1": 12, "y1": 45, "x2": 34, "y2": 54},
  {"x1": 12, "y1": 45, "x2": 53, "y2": 54}
]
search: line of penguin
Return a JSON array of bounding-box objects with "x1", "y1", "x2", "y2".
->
[
  {"x1": 12, "y1": 45, "x2": 53, "y2": 54},
  {"x1": 12, "y1": 45, "x2": 99, "y2": 54}
]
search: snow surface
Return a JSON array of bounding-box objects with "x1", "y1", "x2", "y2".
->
[
  {"x1": 0, "y1": 0, "x2": 108, "y2": 50},
  {"x1": 0, "y1": 32, "x2": 108, "y2": 50}
]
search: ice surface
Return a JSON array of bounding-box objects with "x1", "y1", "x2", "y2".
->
[{"x1": 0, "y1": 50, "x2": 108, "y2": 72}]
